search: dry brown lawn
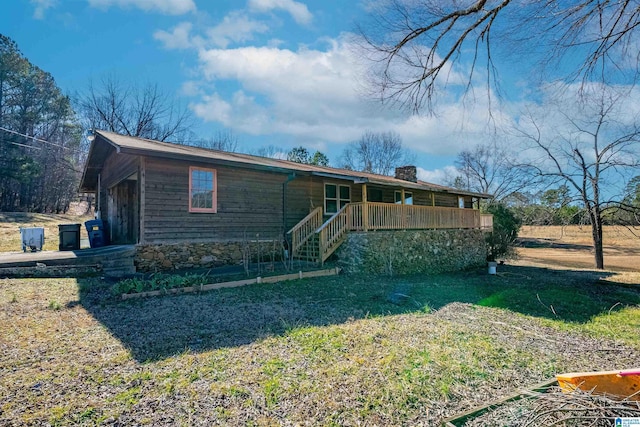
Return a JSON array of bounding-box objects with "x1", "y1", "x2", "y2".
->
[
  {"x1": 0, "y1": 208, "x2": 93, "y2": 253},
  {"x1": 1, "y1": 272, "x2": 639, "y2": 426},
  {"x1": 516, "y1": 225, "x2": 640, "y2": 272},
  {"x1": 1, "y1": 215, "x2": 639, "y2": 425}
]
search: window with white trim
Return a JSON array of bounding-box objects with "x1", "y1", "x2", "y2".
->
[
  {"x1": 189, "y1": 167, "x2": 217, "y2": 213},
  {"x1": 395, "y1": 191, "x2": 413, "y2": 205},
  {"x1": 458, "y1": 196, "x2": 465, "y2": 209},
  {"x1": 324, "y1": 183, "x2": 350, "y2": 214}
]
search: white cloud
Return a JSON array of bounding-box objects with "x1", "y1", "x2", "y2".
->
[
  {"x1": 153, "y1": 22, "x2": 193, "y2": 49},
  {"x1": 191, "y1": 93, "x2": 233, "y2": 124},
  {"x1": 248, "y1": 0, "x2": 312, "y2": 25},
  {"x1": 189, "y1": 36, "x2": 509, "y2": 161},
  {"x1": 180, "y1": 80, "x2": 201, "y2": 97},
  {"x1": 417, "y1": 166, "x2": 458, "y2": 185},
  {"x1": 31, "y1": 0, "x2": 55, "y2": 19},
  {"x1": 192, "y1": 40, "x2": 372, "y2": 139},
  {"x1": 87, "y1": 0, "x2": 195, "y2": 15},
  {"x1": 206, "y1": 11, "x2": 270, "y2": 48},
  {"x1": 154, "y1": 12, "x2": 272, "y2": 51}
]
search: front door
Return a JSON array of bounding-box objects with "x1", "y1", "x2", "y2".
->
[{"x1": 107, "y1": 179, "x2": 139, "y2": 244}]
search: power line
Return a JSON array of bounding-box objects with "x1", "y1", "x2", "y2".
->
[
  {"x1": 0, "y1": 138, "x2": 42, "y2": 150},
  {"x1": 0, "y1": 137, "x2": 84, "y2": 173},
  {"x1": 0, "y1": 126, "x2": 83, "y2": 152}
]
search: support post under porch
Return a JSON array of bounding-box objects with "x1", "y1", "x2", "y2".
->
[{"x1": 361, "y1": 183, "x2": 368, "y2": 232}]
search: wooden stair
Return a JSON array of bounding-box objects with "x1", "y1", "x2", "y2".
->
[
  {"x1": 288, "y1": 205, "x2": 352, "y2": 264},
  {"x1": 295, "y1": 234, "x2": 320, "y2": 262}
]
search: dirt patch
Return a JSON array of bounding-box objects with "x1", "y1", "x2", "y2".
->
[{"x1": 516, "y1": 226, "x2": 640, "y2": 272}]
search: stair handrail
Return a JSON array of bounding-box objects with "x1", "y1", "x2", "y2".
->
[
  {"x1": 316, "y1": 203, "x2": 352, "y2": 263},
  {"x1": 287, "y1": 206, "x2": 323, "y2": 256}
]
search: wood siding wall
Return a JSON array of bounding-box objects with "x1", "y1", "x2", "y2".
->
[
  {"x1": 284, "y1": 177, "x2": 363, "y2": 231},
  {"x1": 97, "y1": 149, "x2": 139, "y2": 218},
  {"x1": 101, "y1": 150, "x2": 140, "y2": 188},
  {"x1": 142, "y1": 158, "x2": 287, "y2": 243},
  {"x1": 134, "y1": 157, "x2": 476, "y2": 244}
]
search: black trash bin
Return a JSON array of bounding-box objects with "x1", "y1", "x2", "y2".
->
[
  {"x1": 85, "y1": 219, "x2": 107, "y2": 248},
  {"x1": 58, "y1": 224, "x2": 81, "y2": 251}
]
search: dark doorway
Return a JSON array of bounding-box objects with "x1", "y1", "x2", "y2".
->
[{"x1": 107, "y1": 178, "x2": 139, "y2": 244}]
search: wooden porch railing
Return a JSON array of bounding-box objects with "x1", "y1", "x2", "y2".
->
[
  {"x1": 286, "y1": 207, "x2": 323, "y2": 257},
  {"x1": 315, "y1": 203, "x2": 490, "y2": 264},
  {"x1": 289, "y1": 203, "x2": 493, "y2": 264},
  {"x1": 348, "y1": 202, "x2": 482, "y2": 231},
  {"x1": 480, "y1": 214, "x2": 494, "y2": 230}
]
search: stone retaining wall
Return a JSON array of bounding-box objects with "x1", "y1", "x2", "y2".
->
[
  {"x1": 335, "y1": 229, "x2": 486, "y2": 275},
  {"x1": 135, "y1": 240, "x2": 283, "y2": 272}
]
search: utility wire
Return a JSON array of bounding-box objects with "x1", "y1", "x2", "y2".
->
[
  {"x1": 0, "y1": 126, "x2": 85, "y2": 153},
  {"x1": 0, "y1": 137, "x2": 84, "y2": 173},
  {"x1": 0, "y1": 138, "x2": 42, "y2": 150}
]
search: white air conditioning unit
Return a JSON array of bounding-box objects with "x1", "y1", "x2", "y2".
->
[{"x1": 19, "y1": 227, "x2": 44, "y2": 252}]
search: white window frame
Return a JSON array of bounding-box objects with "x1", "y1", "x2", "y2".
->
[
  {"x1": 395, "y1": 191, "x2": 413, "y2": 205},
  {"x1": 189, "y1": 166, "x2": 217, "y2": 213},
  {"x1": 324, "y1": 183, "x2": 351, "y2": 215},
  {"x1": 458, "y1": 196, "x2": 465, "y2": 209}
]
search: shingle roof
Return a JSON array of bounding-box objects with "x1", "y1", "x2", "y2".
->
[{"x1": 82, "y1": 130, "x2": 492, "y2": 198}]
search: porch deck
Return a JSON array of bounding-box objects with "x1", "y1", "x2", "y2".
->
[
  {"x1": 0, "y1": 245, "x2": 136, "y2": 278},
  {"x1": 288, "y1": 203, "x2": 493, "y2": 264}
]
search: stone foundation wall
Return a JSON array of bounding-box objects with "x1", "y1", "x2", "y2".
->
[
  {"x1": 336, "y1": 229, "x2": 486, "y2": 275},
  {"x1": 135, "y1": 240, "x2": 283, "y2": 272}
]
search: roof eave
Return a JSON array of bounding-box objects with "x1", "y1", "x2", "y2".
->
[{"x1": 117, "y1": 146, "x2": 310, "y2": 176}]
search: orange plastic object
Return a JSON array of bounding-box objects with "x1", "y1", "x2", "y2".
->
[{"x1": 556, "y1": 369, "x2": 640, "y2": 401}]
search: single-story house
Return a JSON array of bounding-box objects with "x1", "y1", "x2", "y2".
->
[{"x1": 80, "y1": 130, "x2": 492, "y2": 269}]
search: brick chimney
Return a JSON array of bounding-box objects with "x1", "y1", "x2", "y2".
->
[{"x1": 395, "y1": 165, "x2": 417, "y2": 183}]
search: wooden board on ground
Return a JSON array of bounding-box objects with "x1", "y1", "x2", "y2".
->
[
  {"x1": 121, "y1": 267, "x2": 341, "y2": 300},
  {"x1": 441, "y1": 378, "x2": 557, "y2": 426}
]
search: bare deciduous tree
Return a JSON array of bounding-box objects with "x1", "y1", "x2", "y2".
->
[
  {"x1": 190, "y1": 129, "x2": 239, "y2": 152},
  {"x1": 515, "y1": 83, "x2": 640, "y2": 269},
  {"x1": 255, "y1": 145, "x2": 287, "y2": 159},
  {"x1": 452, "y1": 138, "x2": 533, "y2": 201},
  {"x1": 79, "y1": 74, "x2": 192, "y2": 142},
  {"x1": 341, "y1": 130, "x2": 414, "y2": 175},
  {"x1": 359, "y1": 0, "x2": 640, "y2": 113}
]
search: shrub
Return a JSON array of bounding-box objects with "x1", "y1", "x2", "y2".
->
[{"x1": 485, "y1": 203, "x2": 521, "y2": 261}]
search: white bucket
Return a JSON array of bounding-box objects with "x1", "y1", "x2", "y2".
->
[{"x1": 488, "y1": 261, "x2": 497, "y2": 275}]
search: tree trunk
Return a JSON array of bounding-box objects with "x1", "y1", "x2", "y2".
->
[{"x1": 590, "y1": 208, "x2": 604, "y2": 270}]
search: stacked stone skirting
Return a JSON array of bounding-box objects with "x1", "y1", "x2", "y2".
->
[
  {"x1": 135, "y1": 240, "x2": 283, "y2": 272},
  {"x1": 335, "y1": 229, "x2": 486, "y2": 275}
]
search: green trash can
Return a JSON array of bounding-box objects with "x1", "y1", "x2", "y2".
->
[{"x1": 58, "y1": 224, "x2": 81, "y2": 251}]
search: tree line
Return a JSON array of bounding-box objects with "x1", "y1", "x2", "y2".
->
[{"x1": 0, "y1": 35, "x2": 82, "y2": 213}]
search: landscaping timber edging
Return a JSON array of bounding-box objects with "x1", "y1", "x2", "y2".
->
[
  {"x1": 441, "y1": 378, "x2": 558, "y2": 426},
  {"x1": 120, "y1": 267, "x2": 341, "y2": 300}
]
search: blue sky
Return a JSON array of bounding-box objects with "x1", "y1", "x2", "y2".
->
[{"x1": 3, "y1": 0, "x2": 522, "y2": 183}]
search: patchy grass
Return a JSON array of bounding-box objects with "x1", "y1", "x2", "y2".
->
[
  {"x1": 0, "y1": 211, "x2": 93, "y2": 252},
  {"x1": 1, "y1": 265, "x2": 639, "y2": 425}
]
